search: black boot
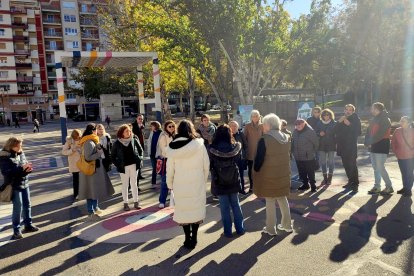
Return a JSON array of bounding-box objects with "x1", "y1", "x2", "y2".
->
[
  {"x1": 190, "y1": 223, "x2": 199, "y2": 249},
  {"x1": 310, "y1": 183, "x2": 317, "y2": 193},
  {"x1": 298, "y1": 183, "x2": 310, "y2": 191},
  {"x1": 327, "y1": 174, "x2": 333, "y2": 185},
  {"x1": 321, "y1": 174, "x2": 328, "y2": 185},
  {"x1": 182, "y1": 225, "x2": 192, "y2": 249}
]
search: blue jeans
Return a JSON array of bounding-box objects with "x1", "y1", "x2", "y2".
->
[
  {"x1": 319, "y1": 151, "x2": 335, "y2": 174},
  {"x1": 218, "y1": 193, "x2": 245, "y2": 236},
  {"x1": 371, "y1": 153, "x2": 392, "y2": 189},
  {"x1": 398, "y1": 158, "x2": 414, "y2": 191},
  {"x1": 12, "y1": 187, "x2": 33, "y2": 234},
  {"x1": 159, "y1": 172, "x2": 168, "y2": 204},
  {"x1": 86, "y1": 199, "x2": 98, "y2": 214},
  {"x1": 150, "y1": 157, "x2": 158, "y2": 185}
]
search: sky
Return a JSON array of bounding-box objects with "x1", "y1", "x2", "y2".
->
[{"x1": 283, "y1": 0, "x2": 344, "y2": 19}]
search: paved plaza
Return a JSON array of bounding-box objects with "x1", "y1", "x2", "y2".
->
[{"x1": 0, "y1": 121, "x2": 413, "y2": 275}]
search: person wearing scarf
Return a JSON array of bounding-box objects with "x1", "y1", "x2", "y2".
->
[
  {"x1": 78, "y1": 123, "x2": 114, "y2": 220},
  {"x1": 111, "y1": 124, "x2": 143, "y2": 211},
  {"x1": 0, "y1": 137, "x2": 38, "y2": 240},
  {"x1": 315, "y1": 108, "x2": 337, "y2": 185}
]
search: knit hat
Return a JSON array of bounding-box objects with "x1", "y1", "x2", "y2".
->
[{"x1": 295, "y1": 118, "x2": 306, "y2": 125}]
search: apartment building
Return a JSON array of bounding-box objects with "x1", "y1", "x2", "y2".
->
[{"x1": 0, "y1": 0, "x2": 105, "y2": 124}]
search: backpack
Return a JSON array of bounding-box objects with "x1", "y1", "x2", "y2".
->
[{"x1": 211, "y1": 157, "x2": 239, "y2": 187}]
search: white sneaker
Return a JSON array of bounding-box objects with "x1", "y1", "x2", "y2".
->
[
  {"x1": 277, "y1": 224, "x2": 293, "y2": 233},
  {"x1": 158, "y1": 203, "x2": 165, "y2": 209},
  {"x1": 262, "y1": 226, "x2": 277, "y2": 236}
]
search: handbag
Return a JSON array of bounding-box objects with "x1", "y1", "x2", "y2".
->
[
  {"x1": 76, "y1": 146, "x2": 96, "y2": 175},
  {"x1": 0, "y1": 184, "x2": 12, "y2": 202},
  {"x1": 156, "y1": 158, "x2": 166, "y2": 175}
]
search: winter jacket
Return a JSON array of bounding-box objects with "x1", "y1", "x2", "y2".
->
[
  {"x1": 292, "y1": 125, "x2": 319, "y2": 161},
  {"x1": 243, "y1": 122, "x2": 263, "y2": 160},
  {"x1": 131, "y1": 121, "x2": 145, "y2": 149},
  {"x1": 334, "y1": 112, "x2": 361, "y2": 158},
  {"x1": 99, "y1": 133, "x2": 112, "y2": 172},
  {"x1": 147, "y1": 130, "x2": 162, "y2": 158},
  {"x1": 233, "y1": 131, "x2": 248, "y2": 160},
  {"x1": 111, "y1": 136, "x2": 143, "y2": 174},
  {"x1": 198, "y1": 122, "x2": 217, "y2": 145},
  {"x1": 364, "y1": 111, "x2": 391, "y2": 154},
  {"x1": 61, "y1": 137, "x2": 81, "y2": 173},
  {"x1": 315, "y1": 120, "x2": 337, "y2": 152},
  {"x1": 156, "y1": 131, "x2": 174, "y2": 158},
  {"x1": 0, "y1": 150, "x2": 31, "y2": 190},
  {"x1": 209, "y1": 142, "x2": 241, "y2": 196},
  {"x1": 77, "y1": 135, "x2": 114, "y2": 200},
  {"x1": 391, "y1": 127, "x2": 414, "y2": 160},
  {"x1": 166, "y1": 137, "x2": 209, "y2": 224},
  {"x1": 253, "y1": 130, "x2": 291, "y2": 198},
  {"x1": 307, "y1": 116, "x2": 321, "y2": 130}
]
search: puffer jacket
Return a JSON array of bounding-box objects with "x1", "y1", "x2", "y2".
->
[
  {"x1": 0, "y1": 149, "x2": 31, "y2": 190},
  {"x1": 62, "y1": 137, "x2": 81, "y2": 173},
  {"x1": 315, "y1": 120, "x2": 337, "y2": 152},
  {"x1": 111, "y1": 135, "x2": 143, "y2": 174},
  {"x1": 292, "y1": 125, "x2": 319, "y2": 161}
]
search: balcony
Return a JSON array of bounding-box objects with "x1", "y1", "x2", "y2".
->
[
  {"x1": 80, "y1": 19, "x2": 98, "y2": 26},
  {"x1": 41, "y1": 5, "x2": 60, "y2": 12},
  {"x1": 16, "y1": 62, "x2": 32, "y2": 68},
  {"x1": 79, "y1": 7, "x2": 97, "y2": 14},
  {"x1": 45, "y1": 44, "x2": 64, "y2": 51},
  {"x1": 10, "y1": 7, "x2": 27, "y2": 14},
  {"x1": 17, "y1": 76, "x2": 33, "y2": 82},
  {"x1": 13, "y1": 35, "x2": 29, "y2": 42},
  {"x1": 12, "y1": 22, "x2": 28, "y2": 29},
  {"x1": 48, "y1": 72, "x2": 67, "y2": 78},
  {"x1": 14, "y1": 49, "x2": 30, "y2": 56},
  {"x1": 81, "y1": 33, "x2": 99, "y2": 40},
  {"x1": 44, "y1": 31, "x2": 63, "y2": 38},
  {"x1": 18, "y1": 89, "x2": 34, "y2": 95},
  {"x1": 42, "y1": 18, "x2": 61, "y2": 24},
  {"x1": 48, "y1": 85, "x2": 57, "y2": 90}
]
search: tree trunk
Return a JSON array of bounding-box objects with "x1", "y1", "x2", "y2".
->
[{"x1": 187, "y1": 65, "x2": 195, "y2": 122}]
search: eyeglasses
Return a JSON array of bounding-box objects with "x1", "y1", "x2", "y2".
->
[{"x1": 167, "y1": 125, "x2": 175, "y2": 129}]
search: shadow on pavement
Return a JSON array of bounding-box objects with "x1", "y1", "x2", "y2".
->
[{"x1": 329, "y1": 195, "x2": 390, "y2": 262}]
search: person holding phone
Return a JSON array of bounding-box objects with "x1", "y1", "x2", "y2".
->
[{"x1": 0, "y1": 137, "x2": 38, "y2": 239}]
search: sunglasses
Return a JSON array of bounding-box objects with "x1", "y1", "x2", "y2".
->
[{"x1": 167, "y1": 125, "x2": 175, "y2": 129}]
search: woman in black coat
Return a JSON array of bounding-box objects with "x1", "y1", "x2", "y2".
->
[
  {"x1": 111, "y1": 124, "x2": 143, "y2": 211},
  {"x1": 209, "y1": 124, "x2": 245, "y2": 238},
  {"x1": 0, "y1": 137, "x2": 38, "y2": 239}
]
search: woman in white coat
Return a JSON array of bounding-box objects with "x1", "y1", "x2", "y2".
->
[
  {"x1": 62, "y1": 129, "x2": 82, "y2": 201},
  {"x1": 167, "y1": 120, "x2": 210, "y2": 249}
]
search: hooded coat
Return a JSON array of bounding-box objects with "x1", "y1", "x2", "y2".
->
[
  {"x1": 78, "y1": 134, "x2": 114, "y2": 200},
  {"x1": 292, "y1": 125, "x2": 319, "y2": 161},
  {"x1": 166, "y1": 137, "x2": 210, "y2": 224},
  {"x1": 253, "y1": 130, "x2": 291, "y2": 198},
  {"x1": 209, "y1": 142, "x2": 242, "y2": 195},
  {"x1": 61, "y1": 136, "x2": 81, "y2": 173}
]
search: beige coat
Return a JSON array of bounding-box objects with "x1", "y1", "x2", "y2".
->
[
  {"x1": 62, "y1": 137, "x2": 81, "y2": 173},
  {"x1": 243, "y1": 122, "x2": 263, "y2": 160},
  {"x1": 253, "y1": 134, "x2": 291, "y2": 198},
  {"x1": 166, "y1": 138, "x2": 210, "y2": 224},
  {"x1": 156, "y1": 131, "x2": 173, "y2": 158}
]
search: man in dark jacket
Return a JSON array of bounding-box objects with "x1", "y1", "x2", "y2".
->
[
  {"x1": 307, "y1": 106, "x2": 322, "y2": 130},
  {"x1": 132, "y1": 114, "x2": 145, "y2": 180},
  {"x1": 364, "y1": 102, "x2": 393, "y2": 195},
  {"x1": 334, "y1": 104, "x2": 361, "y2": 192}
]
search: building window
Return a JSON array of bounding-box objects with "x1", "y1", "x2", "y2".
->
[
  {"x1": 86, "y1": 42, "x2": 92, "y2": 51},
  {"x1": 70, "y1": 15, "x2": 76, "y2": 22},
  {"x1": 0, "y1": 71, "x2": 8, "y2": 78},
  {"x1": 0, "y1": 57, "x2": 7, "y2": 63},
  {"x1": 63, "y1": 2, "x2": 76, "y2": 9},
  {"x1": 0, "y1": 15, "x2": 3, "y2": 22},
  {"x1": 0, "y1": 29, "x2": 4, "y2": 36},
  {"x1": 64, "y1": 15, "x2": 70, "y2": 22},
  {"x1": 50, "y1": 41, "x2": 57, "y2": 49},
  {"x1": 0, "y1": 43, "x2": 6, "y2": 49},
  {"x1": 64, "y1": 27, "x2": 77, "y2": 35},
  {"x1": 47, "y1": 28, "x2": 56, "y2": 36},
  {"x1": 0, "y1": 84, "x2": 11, "y2": 91},
  {"x1": 73, "y1": 41, "x2": 79, "y2": 48}
]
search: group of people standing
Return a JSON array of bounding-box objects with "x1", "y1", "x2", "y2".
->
[{"x1": 2, "y1": 102, "x2": 413, "y2": 245}]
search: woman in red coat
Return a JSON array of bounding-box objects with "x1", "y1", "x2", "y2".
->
[{"x1": 391, "y1": 116, "x2": 414, "y2": 197}]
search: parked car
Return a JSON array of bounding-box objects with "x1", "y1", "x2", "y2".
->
[{"x1": 72, "y1": 114, "x2": 98, "y2": 122}]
